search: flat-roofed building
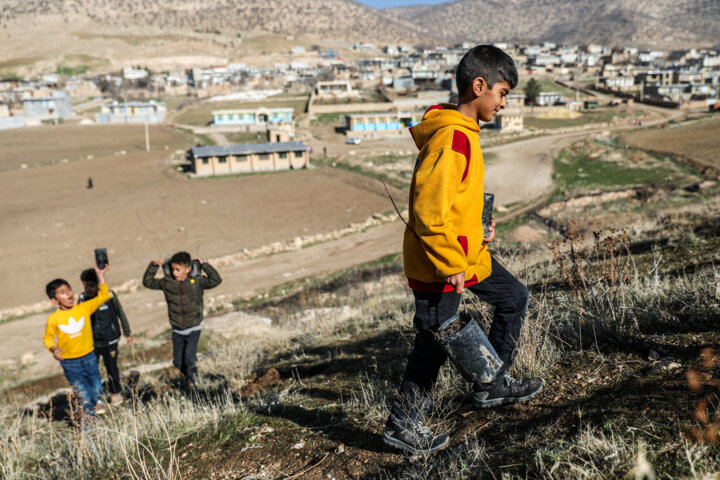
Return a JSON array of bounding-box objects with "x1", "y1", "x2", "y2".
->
[
  {"x1": 96, "y1": 100, "x2": 166, "y2": 124},
  {"x1": 315, "y1": 80, "x2": 355, "y2": 98},
  {"x1": 496, "y1": 111, "x2": 524, "y2": 131},
  {"x1": 212, "y1": 107, "x2": 293, "y2": 127},
  {"x1": 22, "y1": 90, "x2": 73, "y2": 120},
  {"x1": 189, "y1": 141, "x2": 310, "y2": 176},
  {"x1": 506, "y1": 94, "x2": 526, "y2": 108},
  {"x1": 345, "y1": 110, "x2": 417, "y2": 133},
  {"x1": 536, "y1": 91, "x2": 563, "y2": 106}
]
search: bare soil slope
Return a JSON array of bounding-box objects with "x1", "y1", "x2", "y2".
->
[
  {"x1": 618, "y1": 116, "x2": 720, "y2": 170},
  {"x1": 0, "y1": 124, "x2": 400, "y2": 309}
]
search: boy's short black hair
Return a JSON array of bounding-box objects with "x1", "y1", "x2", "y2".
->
[
  {"x1": 170, "y1": 251, "x2": 192, "y2": 267},
  {"x1": 455, "y1": 44, "x2": 518, "y2": 96},
  {"x1": 80, "y1": 268, "x2": 98, "y2": 284},
  {"x1": 46, "y1": 279, "x2": 70, "y2": 299}
]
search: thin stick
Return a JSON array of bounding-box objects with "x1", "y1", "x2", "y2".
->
[{"x1": 284, "y1": 452, "x2": 330, "y2": 480}]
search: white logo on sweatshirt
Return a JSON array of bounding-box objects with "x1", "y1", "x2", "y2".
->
[{"x1": 58, "y1": 316, "x2": 85, "y2": 336}]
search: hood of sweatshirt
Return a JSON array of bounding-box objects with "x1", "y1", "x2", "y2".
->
[{"x1": 409, "y1": 104, "x2": 480, "y2": 150}]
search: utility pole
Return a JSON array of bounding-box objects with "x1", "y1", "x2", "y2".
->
[{"x1": 145, "y1": 119, "x2": 150, "y2": 152}]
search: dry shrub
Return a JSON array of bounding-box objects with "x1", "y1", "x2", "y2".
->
[
  {"x1": 549, "y1": 225, "x2": 637, "y2": 338},
  {"x1": 686, "y1": 347, "x2": 720, "y2": 445}
]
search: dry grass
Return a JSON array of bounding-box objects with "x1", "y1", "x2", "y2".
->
[{"x1": 2, "y1": 218, "x2": 720, "y2": 478}]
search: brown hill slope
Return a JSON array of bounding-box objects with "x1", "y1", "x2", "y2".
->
[
  {"x1": 386, "y1": 0, "x2": 720, "y2": 48},
  {"x1": 0, "y1": 0, "x2": 424, "y2": 42},
  {"x1": 0, "y1": 0, "x2": 430, "y2": 76}
]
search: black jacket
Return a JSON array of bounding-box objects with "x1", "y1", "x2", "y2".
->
[
  {"x1": 78, "y1": 290, "x2": 131, "y2": 348},
  {"x1": 142, "y1": 262, "x2": 222, "y2": 330}
]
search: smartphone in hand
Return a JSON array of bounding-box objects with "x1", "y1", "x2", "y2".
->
[
  {"x1": 162, "y1": 258, "x2": 172, "y2": 277},
  {"x1": 191, "y1": 259, "x2": 202, "y2": 277},
  {"x1": 482, "y1": 193, "x2": 494, "y2": 238},
  {"x1": 94, "y1": 248, "x2": 109, "y2": 269}
]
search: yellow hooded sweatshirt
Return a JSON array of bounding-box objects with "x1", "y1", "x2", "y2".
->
[
  {"x1": 404, "y1": 104, "x2": 492, "y2": 292},
  {"x1": 43, "y1": 283, "x2": 110, "y2": 359}
]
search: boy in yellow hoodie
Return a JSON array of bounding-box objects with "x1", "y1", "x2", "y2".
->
[
  {"x1": 44, "y1": 263, "x2": 111, "y2": 416},
  {"x1": 384, "y1": 45, "x2": 543, "y2": 455}
]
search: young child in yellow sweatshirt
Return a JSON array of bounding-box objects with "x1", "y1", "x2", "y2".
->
[
  {"x1": 383, "y1": 45, "x2": 544, "y2": 455},
  {"x1": 44, "y1": 263, "x2": 111, "y2": 416}
]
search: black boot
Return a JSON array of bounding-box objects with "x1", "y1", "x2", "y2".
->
[
  {"x1": 472, "y1": 373, "x2": 544, "y2": 408},
  {"x1": 383, "y1": 415, "x2": 449, "y2": 455},
  {"x1": 383, "y1": 398, "x2": 449, "y2": 455},
  {"x1": 435, "y1": 312, "x2": 504, "y2": 385}
]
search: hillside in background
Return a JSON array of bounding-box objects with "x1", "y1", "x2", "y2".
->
[
  {"x1": 0, "y1": 0, "x2": 424, "y2": 43},
  {"x1": 386, "y1": 0, "x2": 720, "y2": 48},
  {"x1": 1, "y1": 0, "x2": 717, "y2": 76}
]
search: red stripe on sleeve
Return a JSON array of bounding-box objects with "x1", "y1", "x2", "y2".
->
[{"x1": 451, "y1": 130, "x2": 471, "y2": 181}]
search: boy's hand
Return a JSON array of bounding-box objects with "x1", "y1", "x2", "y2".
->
[
  {"x1": 126, "y1": 336, "x2": 133, "y2": 345},
  {"x1": 154, "y1": 258, "x2": 165, "y2": 266},
  {"x1": 445, "y1": 271, "x2": 466, "y2": 294},
  {"x1": 483, "y1": 216, "x2": 496, "y2": 244},
  {"x1": 196, "y1": 258, "x2": 203, "y2": 264},
  {"x1": 94, "y1": 263, "x2": 110, "y2": 284},
  {"x1": 50, "y1": 346, "x2": 64, "y2": 361}
]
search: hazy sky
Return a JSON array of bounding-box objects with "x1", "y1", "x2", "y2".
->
[{"x1": 358, "y1": 0, "x2": 449, "y2": 8}]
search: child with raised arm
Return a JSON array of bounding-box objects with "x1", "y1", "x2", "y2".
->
[
  {"x1": 79, "y1": 268, "x2": 133, "y2": 406},
  {"x1": 142, "y1": 251, "x2": 222, "y2": 387},
  {"x1": 383, "y1": 45, "x2": 544, "y2": 455},
  {"x1": 44, "y1": 263, "x2": 111, "y2": 417}
]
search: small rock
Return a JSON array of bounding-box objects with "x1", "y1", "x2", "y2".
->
[
  {"x1": 661, "y1": 362, "x2": 682, "y2": 370},
  {"x1": 335, "y1": 444, "x2": 345, "y2": 454},
  {"x1": 291, "y1": 440, "x2": 304, "y2": 449}
]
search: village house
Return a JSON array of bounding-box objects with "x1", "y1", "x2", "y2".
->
[
  {"x1": 95, "y1": 100, "x2": 166, "y2": 124},
  {"x1": 0, "y1": 103, "x2": 23, "y2": 130},
  {"x1": 22, "y1": 90, "x2": 73, "y2": 123},
  {"x1": 492, "y1": 111, "x2": 524, "y2": 132},
  {"x1": 315, "y1": 80, "x2": 357, "y2": 98},
  {"x1": 345, "y1": 110, "x2": 417, "y2": 133},
  {"x1": 189, "y1": 141, "x2": 310, "y2": 176},
  {"x1": 212, "y1": 107, "x2": 293, "y2": 129},
  {"x1": 536, "y1": 91, "x2": 563, "y2": 106}
]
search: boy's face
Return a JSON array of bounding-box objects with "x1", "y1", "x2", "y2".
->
[
  {"x1": 82, "y1": 281, "x2": 99, "y2": 298},
  {"x1": 475, "y1": 79, "x2": 511, "y2": 123},
  {"x1": 171, "y1": 263, "x2": 191, "y2": 281},
  {"x1": 51, "y1": 284, "x2": 75, "y2": 310}
]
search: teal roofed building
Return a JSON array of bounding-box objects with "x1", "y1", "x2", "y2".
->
[{"x1": 212, "y1": 107, "x2": 293, "y2": 126}]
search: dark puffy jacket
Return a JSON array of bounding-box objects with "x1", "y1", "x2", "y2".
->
[
  {"x1": 78, "y1": 290, "x2": 131, "y2": 348},
  {"x1": 142, "y1": 262, "x2": 222, "y2": 330}
]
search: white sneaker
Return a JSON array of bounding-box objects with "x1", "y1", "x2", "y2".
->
[
  {"x1": 95, "y1": 401, "x2": 106, "y2": 415},
  {"x1": 110, "y1": 393, "x2": 124, "y2": 406}
]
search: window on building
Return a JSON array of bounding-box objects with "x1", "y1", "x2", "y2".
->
[
  {"x1": 294, "y1": 151, "x2": 304, "y2": 158},
  {"x1": 259, "y1": 153, "x2": 270, "y2": 160},
  {"x1": 218, "y1": 156, "x2": 227, "y2": 163},
  {"x1": 202, "y1": 158, "x2": 209, "y2": 164},
  {"x1": 235, "y1": 155, "x2": 247, "y2": 162},
  {"x1": 279, "y1": 152, "x2": 287, "y2": 159}
]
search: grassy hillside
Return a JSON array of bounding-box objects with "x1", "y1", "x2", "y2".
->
[{"x1": 2, "y1": 118, "x2": 720, "y2": 478}]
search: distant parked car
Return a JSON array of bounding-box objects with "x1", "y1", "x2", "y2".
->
[{"x1": 346, "y1": 137, "x2": 361, "y2": 145}]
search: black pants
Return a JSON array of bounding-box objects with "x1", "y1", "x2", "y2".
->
[
  {"x1": 95, "y1": 343, "x2": 121, "y2": 394},
  {"x1": 172, "y1": 330, "x2": 201, "y2": 383},
  {"x1": 397, "y1": 257, "x2": 529, "y2": 406}
]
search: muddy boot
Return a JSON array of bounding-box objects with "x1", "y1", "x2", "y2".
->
[
  {"x1": 435, "y1": 312, "x2": 504, "y2": 385},
  {"x1": 472, "y1": 373, "x2": 544, "y2": 409},
  {"x1": 383, "y1": 400, "x2": 449, "y2": 455},
  {"x1": 383, "y1": 419, "x2": 449, "y2": 455},
  {"x1": 110, "y1": 393, "x2": 124, "y2": 406}
]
